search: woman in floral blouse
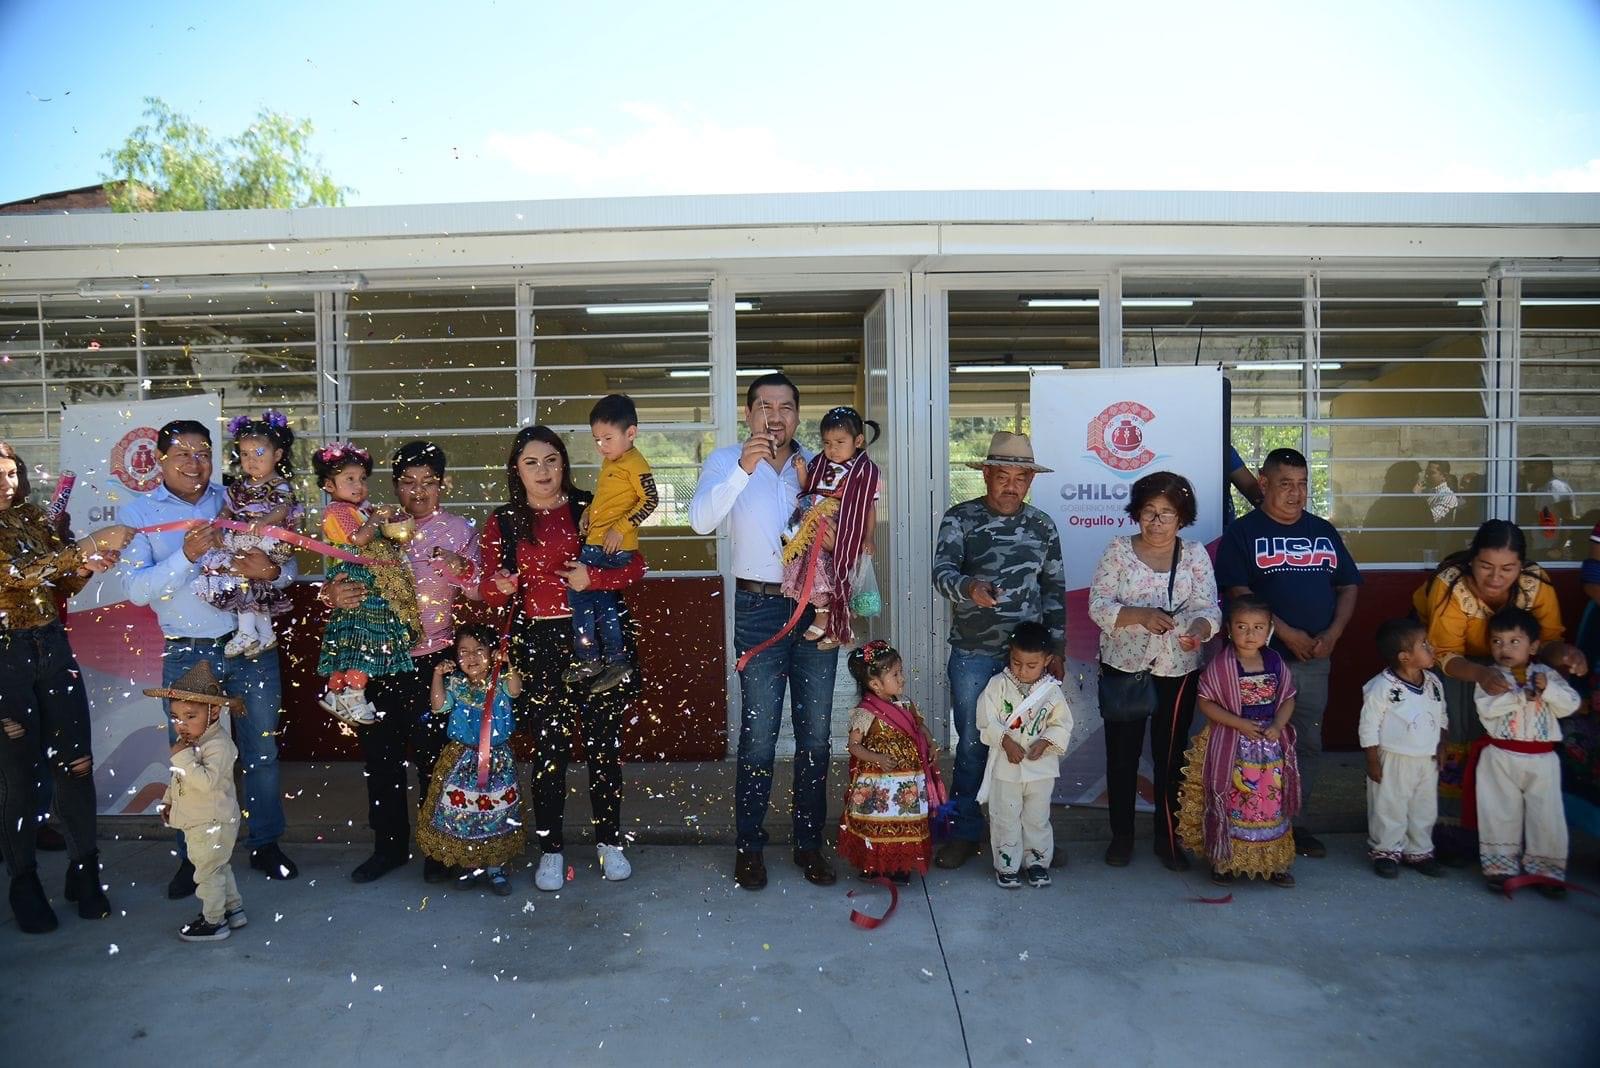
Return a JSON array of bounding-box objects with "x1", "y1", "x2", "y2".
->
[
  {"x1": 0, "y1": 441, "x2": 133, "y2": 933},
  {"x1": 1088, "y1": 470, "x2": 1221, "y2": 870}
]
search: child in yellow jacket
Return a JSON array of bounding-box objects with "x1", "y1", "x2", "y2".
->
[{"x1": 568, "y1": 393, "x2": 657, "y2": 693}]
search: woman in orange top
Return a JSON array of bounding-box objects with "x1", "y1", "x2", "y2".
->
[{"x1": 1413, "y1": 519, "x2": 1588, "y2": 857}]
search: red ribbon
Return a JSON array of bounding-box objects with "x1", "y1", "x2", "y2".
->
[
  {"x1": 847, "y1": 876, "x2": 900, "y2": 929},
  {"x1": 136, "y1": 519, "x2": 394, "y2": 566},
  {"x1": 475, "y1": 567, "x2": 525, "y2": 790},
  {"x1": 475, "y1": 619, "x2": 515, "y2": 790},
  {"x1": 1189, "y1": 891, "x2": 1234, "y2": 905},
  {"x1": 734, "y1": 522, "x2": 826, "y2": 673},
  {"x1": 1497, "y1": 874, "x2": 1595, "y2": 899}
]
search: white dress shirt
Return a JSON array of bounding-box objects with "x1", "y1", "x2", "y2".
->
[
  {"x1": 689, "y1": 442, "x2": 810, "y2": 584},
  {"x1": 120, "y1": 481, "x2": 297, "y2": 639}
]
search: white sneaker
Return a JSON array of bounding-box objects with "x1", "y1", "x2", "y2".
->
[
  {"x1": 535, "y1": 852, "x2": 565, "y2": 891},
  {"x1": 318, "y1": 690, "x2": 341, "y2": 715},
  {"x1": 342, "y1": 690, "x2": 378, "y2": 725},
  {"x1": 223, "y1": 633, "x2": 253, "y2": 658},
  {"x1": 597, "y1": 844, "x2": 632, "y2": 882}
]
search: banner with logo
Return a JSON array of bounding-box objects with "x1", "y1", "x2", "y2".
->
[
  {"x1": 1029, "y1": 368, "x2": 1223, "y2": 806},
  {"x1": 60, "y1": 393, "x2": 220, "y2": 815}
]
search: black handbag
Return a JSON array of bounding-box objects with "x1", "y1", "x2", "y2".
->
[{"x1": 1097, "y1": 539, "x2": 1179, "y2": 723}]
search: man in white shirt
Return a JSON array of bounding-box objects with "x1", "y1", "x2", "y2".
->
[
  {"x1": 690, "y1": 373, "x2": 839, "y2": 892},
  {"x1": 1522, "y1": 457, "x2": 1577, "y2": 560}
]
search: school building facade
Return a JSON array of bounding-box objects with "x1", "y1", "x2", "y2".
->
[{"x1": 2, "y1": 190, "x2": 1598, "y2": 760}]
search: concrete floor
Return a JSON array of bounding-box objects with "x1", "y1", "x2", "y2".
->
[{"x1": 3, "y1": 836, "x2": 1596, "y2": 1066}]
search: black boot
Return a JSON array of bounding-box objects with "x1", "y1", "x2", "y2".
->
[
  {"x1": 9, "y1": 870, "x2": 59, "y2": 934},
  {"x1": 65, "y1": 852, "x2": 111, "y2": 919}
]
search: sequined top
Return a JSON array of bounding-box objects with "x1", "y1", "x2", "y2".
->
[{"x1": 0, "y1": 502, "x2": 89, "y2": 631}]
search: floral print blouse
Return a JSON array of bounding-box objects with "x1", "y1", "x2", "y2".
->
[{"x1": 1088, "y1": 535, "x2": 1222, "y2": 677}]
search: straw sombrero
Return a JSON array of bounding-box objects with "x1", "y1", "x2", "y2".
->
[
  {"x1": 144, "y1": 660, "x2": 242, "y2": 711},
  {"x1": 962, "y1": 431, "x2": 1054, "y2": 473}
]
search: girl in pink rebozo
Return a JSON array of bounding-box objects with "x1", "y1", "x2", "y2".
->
[
  {"x1": 1178, "y1": 593, "x2": 1301, "y2": 888},
  {"x1": 194, "y1": 411, "x2": 303, "y2": 659},
  {"x1": 779, "y1": 405, "x2": 881, "y2": 651}
]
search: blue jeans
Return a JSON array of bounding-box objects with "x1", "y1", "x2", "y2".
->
[
  {"x1": 734, "y1": 589, "x2": 838, "y2": 853},
  {"x1": 161, "y1": 639, "x2": 285, "y2": 854},
  {"x1": 570, "y1": 545, "x2": 633, "y2": 664},
  {"x1": 947, "y1": 647, "x2": 1008, "y2": 842}
]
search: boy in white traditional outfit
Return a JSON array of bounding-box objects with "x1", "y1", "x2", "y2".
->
[
  {"x1": 149, "y1": 661, "x2": 248, "y2": 942},
  {"x1": 1472, "y1": 606, "x2": 1581, "y2": 897},
  {"x1": 976, "y1": 622, "x2": 1072, "y2": 888},
  {"x1": 1359, "y1": 619, "x2": 1448, "y2": 880}
]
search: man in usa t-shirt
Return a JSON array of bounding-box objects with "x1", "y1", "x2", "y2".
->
[{"x1": 1216, "y1": 447, "x2": 1363, "y2": 860}]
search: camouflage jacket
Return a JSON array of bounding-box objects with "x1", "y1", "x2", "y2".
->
[{"x1": 932, "y1": 498, "x2": 1066, "y2": 655}]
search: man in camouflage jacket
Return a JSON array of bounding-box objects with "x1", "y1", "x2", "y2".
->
[{"x1": 932, "y1": 432, "x2": 1066, "y2": 868}]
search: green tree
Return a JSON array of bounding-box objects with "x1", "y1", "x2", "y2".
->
[{"x1": 102, "y1": 97, "x2": 350, "y2": 212}]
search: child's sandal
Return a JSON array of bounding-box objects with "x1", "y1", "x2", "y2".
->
[{"x1": 802, "y1": 610, "x2": 829, "y2": 642}]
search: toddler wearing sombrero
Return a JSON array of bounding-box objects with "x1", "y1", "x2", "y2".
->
[{"x1": 149, "y1": 662, "x2": 248, "y2": 942}]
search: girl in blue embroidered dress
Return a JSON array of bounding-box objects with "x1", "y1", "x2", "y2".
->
[{"x1": 415, "y1": 624, "x2": 525, "y2": 893}]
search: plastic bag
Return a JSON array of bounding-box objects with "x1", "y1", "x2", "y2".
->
[{"x1": 848, "y1": 554, "x2": 882, "y2": 618}]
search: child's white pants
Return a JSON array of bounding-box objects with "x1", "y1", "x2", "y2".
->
[
  {"x1": 988, "y1": 778, "x2": 1054, "y2": 873},
  {"x1": 1366, "y1": 751, "x2": 1438, "y2": 861},
  {"x1": 186, "y1": 819, "x2": 243, "y2": 924},
  {"x1": 1476, "y1": 747, "x2": 1567, "y2": 880}
]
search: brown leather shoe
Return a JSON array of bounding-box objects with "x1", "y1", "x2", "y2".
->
[
  {"x1": 793, "y1": 849, "x2": 837, "y2": 886},
  {"x1": 934, "y1": 838, "x2": 980, "y2": 869},
  {"x1": 734, "y1": 852, "x2": 767, "y2": 891}
]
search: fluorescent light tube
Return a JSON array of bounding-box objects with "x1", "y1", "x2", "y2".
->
[
  {"x1": 77, "y1": 273, "x2": 366, "y2": 298},
  {"x1": 953, "y1": 363, "x2": 1065, "y2": 374},
  {"x1": 668, "y1": 367, "x2": 778, "y2": 379},
  {"x1": 587, "y1": 301, "x2": 757, "y2": 315},
  {"x1": 1248, "y1": 362, "x2": 1341, "y2": 371},
  {"x1": 1460, "y1": 299, "x2": 1600, "y2": 307},
  {"x1": 1021, "y1": 298, "x2": 1194, "y2": 308}
]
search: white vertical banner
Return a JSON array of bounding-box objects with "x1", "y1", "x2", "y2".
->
[
  {"x1": 1030, "y1": 367, "x2": 1223, "y2": 804},
  {"x1": 58, "y1": 393, "x2": 221, "y2": 814}
]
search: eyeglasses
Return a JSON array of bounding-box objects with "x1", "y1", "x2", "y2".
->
[{"x1": 1138, "y1": 510, "x2": 1179, "y2": 525}]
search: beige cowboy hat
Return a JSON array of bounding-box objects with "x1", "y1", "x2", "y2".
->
[
  {"x1": 144, "y1": 660, "x2": 243, "y2": 711},
  {"x1": 963, "y1": 431, "x2": 1054, "y2": 473}
]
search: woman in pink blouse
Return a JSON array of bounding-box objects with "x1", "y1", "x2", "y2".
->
[{"x1": 1088, "y1": 471, "x2": 1221, "y2": 871}]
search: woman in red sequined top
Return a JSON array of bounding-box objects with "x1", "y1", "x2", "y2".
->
[{"x1": 480, "y1": 425, "x2": 646, "y2": 891}]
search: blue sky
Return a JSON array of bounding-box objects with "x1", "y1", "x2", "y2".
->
[{"x1": 2, "y1": 0, "x2": 1598, "y2": 206}]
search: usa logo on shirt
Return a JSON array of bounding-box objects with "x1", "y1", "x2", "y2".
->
[{"x1": 1253, "y1": 536, "x2": 1338, "y2": 570}]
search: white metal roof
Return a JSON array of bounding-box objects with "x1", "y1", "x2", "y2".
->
[{"x1": 4, "y1": 189, "x2": 1600, "y2": 251}]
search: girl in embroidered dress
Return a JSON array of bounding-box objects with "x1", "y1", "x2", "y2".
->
[
  {"x1": 416, "y1": 624, "x2": 525, "y2": 894},
  {"x1": 836, "y1": 640, "x2": 945, "y2": 882},
  {"x1": 195, "y1": 412, "x2": 303, "y2": 659},
  {"x1": 1178, "y1": 594, "x2": 1301, "y2": 888},
  {"x1": 780, "y1": 406, "x2": 881, "y2": 650},
  {"x1": 313, "y1": 442, "x2": 421, "y2": 725}
]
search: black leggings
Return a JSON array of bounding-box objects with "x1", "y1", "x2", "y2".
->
[
  {"x1": 0, "y1": 623, "x2": 99, "y2": 877},
  {"x1": 510, "y1": 615, "x2": 632, "y2": 853},
  {"x1": 361, "y1": 649, "x2": 450, "y2": 858},
  {"x1": 1102, "y1": 668, "x2": 1198, "y2": 850}
]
